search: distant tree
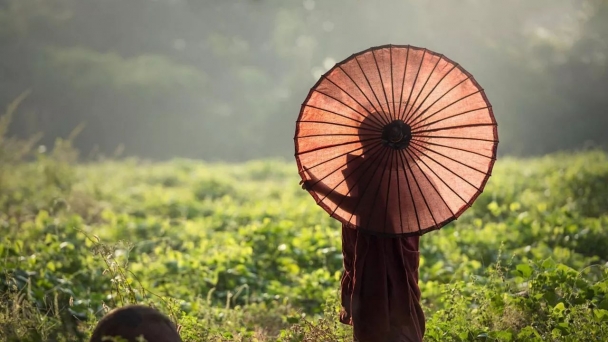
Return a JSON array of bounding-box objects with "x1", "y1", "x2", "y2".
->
[{"x1": 1, "y1": 0, "x2": 607, "y2": 161}]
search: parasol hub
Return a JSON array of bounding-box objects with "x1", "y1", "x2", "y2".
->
[{"x1": 381, "y1": 120, "x2": 412, "y2": 150}]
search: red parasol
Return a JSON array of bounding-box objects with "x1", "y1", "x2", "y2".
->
[{"x1": 295, "y1": 44, "x2": 498, "y2": 236}]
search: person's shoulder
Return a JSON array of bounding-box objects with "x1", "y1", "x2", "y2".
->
[{"x1": 345, "y1": 153, "x2": 365, "y2": 166}]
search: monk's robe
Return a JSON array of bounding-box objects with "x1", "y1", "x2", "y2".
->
[{"x1": 339, "y1": 226, "x2": 425, "y2": 342}]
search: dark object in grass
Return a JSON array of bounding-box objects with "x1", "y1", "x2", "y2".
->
[{"x1": 90, "y1": 305, "x2": 182, "y2": 342}]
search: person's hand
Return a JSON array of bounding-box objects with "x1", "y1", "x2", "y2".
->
[
  {"x1": 299, "y1": 179, "x2": 312, "y2": 190},
  {"x1": 299, "y1": 168, "x2": 316, "y2": 190}
]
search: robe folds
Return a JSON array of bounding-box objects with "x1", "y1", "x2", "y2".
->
[{"x1": 339, "y1": 226, "x2": 425, "y2": 342}]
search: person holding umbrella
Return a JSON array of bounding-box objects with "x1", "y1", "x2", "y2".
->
[
  {"x1": 295, "y1": 45, "x2": 498, "y2": 341},
  {"x1": 301, "y1": 113, "x2": 426, "y2": 341}
]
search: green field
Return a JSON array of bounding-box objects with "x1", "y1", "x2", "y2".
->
[{"x1": 2, "y1": 122, "x2": 608, "y2": 340}]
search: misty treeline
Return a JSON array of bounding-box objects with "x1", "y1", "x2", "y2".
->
[{"x1": 1, "y1": 0, "x2": 606, "y2": 161}]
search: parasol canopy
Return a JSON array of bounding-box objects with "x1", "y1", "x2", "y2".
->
[{"x1": 295, "y1": 44, "x2": 498, "y2": 236}]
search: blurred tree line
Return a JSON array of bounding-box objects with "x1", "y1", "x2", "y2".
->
[{"x1": 1, "y1": 0, "x2": 606, "y2": 161}]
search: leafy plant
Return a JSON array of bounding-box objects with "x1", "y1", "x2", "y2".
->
[{"x1": 1, "y1": 136, "x2": 608, "y2": 341}]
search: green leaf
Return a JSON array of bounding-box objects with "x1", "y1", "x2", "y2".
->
[
  {"x1": 551, "y1": 328, "x2": 563, "y2": 338},
  {"x1": 14, "y1": 240, "x2": 24, "y2": 253},
  {"x1": 490, "y1": 330, "x2": 513, "y2": 341},
  {"x1": 594, "y1": 309, "x2": 608, "y2": 321},
  {"x1": 46, "y1": 261, "x2": 56, "y2": 272},
  {"x1": 541, "y1": 258, "x2": 556, "y2": 269},
  {"x1": 516, "y1": 263, "x2": 533, "y2": 278},
  {"x1": 517, "y1": 326, "x2": 542, "y2": 340},
  {"x1": 553, "y1": 302, "x2": 566, "y2": 314}
]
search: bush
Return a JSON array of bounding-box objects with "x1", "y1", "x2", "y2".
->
[{"x1": 1, "y1": 113, "x2": 607, "y2": 342}]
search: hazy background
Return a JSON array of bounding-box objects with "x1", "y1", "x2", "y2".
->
[{"x1": 1, "y1": 0, "x2": 606, "y2": 162}]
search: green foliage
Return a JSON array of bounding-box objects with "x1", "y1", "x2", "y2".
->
[
  {"x1": 1, "y1": 115, "x2": 608, "y2": 341},
  {"x1": 2, "y1": 0, "x2": 608, "y2": 160},
  {"x1": 0, "y1": 90, "x2": 39, "y2": 164},
  {"x1": 43, "y1": 47, "x2": 207, "y2": 98},
  {"x1": 425, "y1": 259, "x2": 608, "y2": 341}
]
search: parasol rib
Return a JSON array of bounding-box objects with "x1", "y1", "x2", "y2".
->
[
  {"x1": 371, "y1": 50, "x2": 393, "y2": 120},
  {"x1": 408, "y1": 87, "x2": 479, "y2": 129},
  {"x1": 404, "y1": 63, "x2": 458, "y2": 124},
  {"x1": 319, "y1": 77, "x2": 387, "y2": 130},
  {"x1": 330, "y1": 145, "x2": 390, "y2": 218},
  {"x1": 346, "y1": 147, "x2": 392, "y2": 226},
  {"x1": 400, "y1": 49, "x2": 427, "y2": 122},
  {"x1": 390, "y1": 48, "x2": 396, "y2": 119},
  {"x1": 337, "y1": 65, "x2": 389, "y2": 126},
  {"x1": 410, "y1": 138, "x2": 494, "y2": 160},
  {"x1": 298, "y1": 133, "x2": 380, "y2": 139},
  {"x1": 412, "y1": 123, "x2": 496, "y2": 135},
  {"x1": 420, "y1": 135, "x2": 497, "y2": 143},
  {"x1": 409, "y1": 140, "x2": 488, "y2": 175},
  {"x1": 411, "y1": 106, "x2": 488, "y2": 131},
  {"x1": 296, "y1": 120, "x2": 380, "y2": 133},
  {"x1": 396, "y1": 146, "x2": 421, "y2": 233},
  {"x1": 303, "y1": 105, "x2": 383, "y2": 131},
  {"x1": 407, "y1": 77, "x2": 472, "y2": 127},
  {"x1": 301, "y1": 141, "x2": 382, "y2": 172},
  {"x1": 295, "y1": 135, "x2": 379, "y2": 155},
  {"x1": 407, "y1": 144, "x2": 481, "y2": 191},
  {"x1": 394, "y1": 149, "x2": 404, "y2": 232},
  {"x1": 400, "y1": 149, "x2": 439, "y2": 232},
  {"x1": 381, "y1": 150, "x2": 396, "y2": 234},
  {"x1": 404, "y1": 146, "x2": 468, "y2": 205},
  {"x1": 396, "y1": 46, "x2": 410, "y2": 120},
  {"x1": 313, "y1": 89, "x2": 386, "y2": 130},
  {"x1": 362, "y1": 145, "x2": 395, "y2": 231},
  {"x1": 354, "y1": 56, "x2": 392, "y2": 124},
  {"x1": 403, "y1": 55, "x2": 443, "y2": 123},
  {"x1": 404, "y1": 148, "x2": 455, "y2": 217},
  {"x1": 314, "y1": 143, "x2": 385, "y2": 203}
]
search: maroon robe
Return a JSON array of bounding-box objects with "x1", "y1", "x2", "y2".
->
[
  {"x1": 339, "y1": 226, "x2": 425, "y2": 342},
  {"x1": 302, "y1": 150, "x2": 426, "y2": 341}
]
